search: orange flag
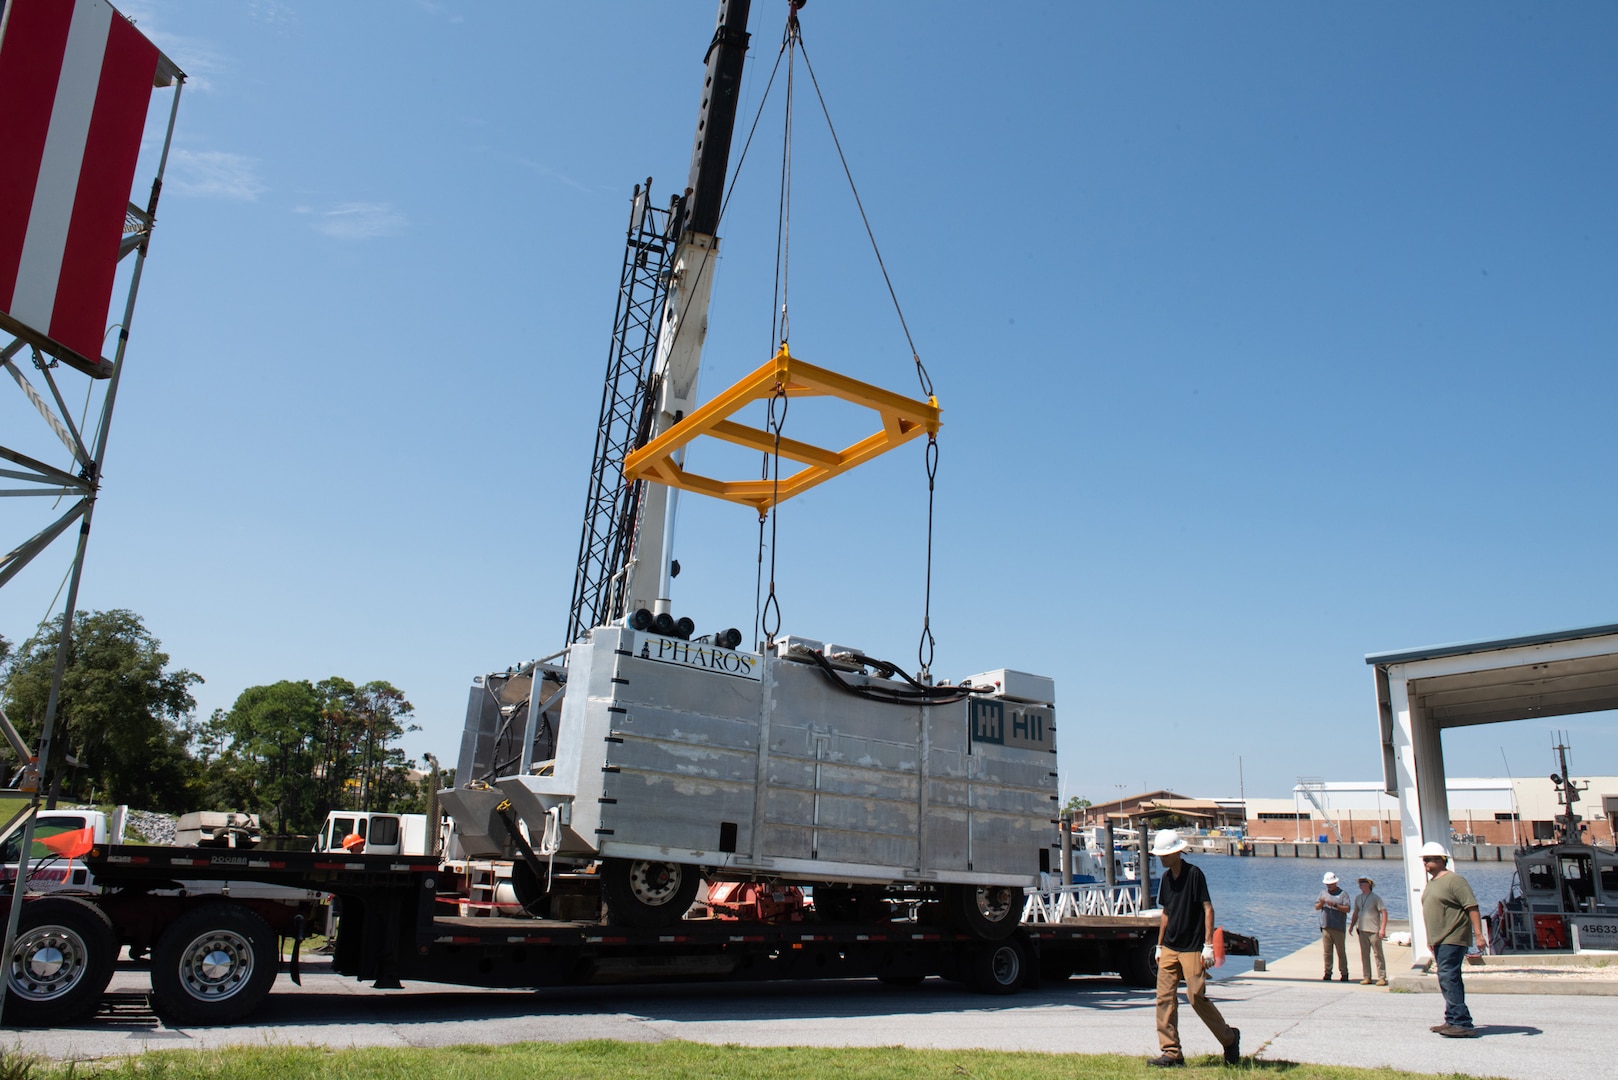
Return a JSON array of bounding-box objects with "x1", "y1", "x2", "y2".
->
[{"x1": 37, "y1": 826, "x2": 94, "y2": 859}]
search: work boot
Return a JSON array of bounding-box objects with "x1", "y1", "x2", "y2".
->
[
  {"x1": 1430, "y1": 1024, "x2": 1448, "y2": 1032},
  {"x1": 1376, "y1": 978, "x2": 1388, "y2": 986},
  {"x1": 1437, "y1": 1025, "x2": 1480, "y2": 1038},
  {"x1": 1223, "y1": 1029, "x2": 1241, "y2": 1066},
  {"x1": 1147, "y1": 1054, "x2": 1185, "y2": 1067},
  {"x1": 1339, "y1": 973, "x2": 1350, "y2": 981},
  {"x1": 1358, "y1": 978, "x2": 1372, "y2": 984},
  {"x1": 1321, "y1": 973, "x2": 1332, "y2": 981}
]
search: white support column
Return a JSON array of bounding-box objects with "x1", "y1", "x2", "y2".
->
[
  {"x1": 1389, "y1": 665, "x2": 1455, "y2": 962},
  {"x1": 1387, "y1": 669, "x2": 1427, "y2": 960}
]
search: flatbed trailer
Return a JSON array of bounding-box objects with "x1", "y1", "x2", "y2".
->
[{"x1": 2, "y1": 843, "x2": 1163, "y2": 1028}]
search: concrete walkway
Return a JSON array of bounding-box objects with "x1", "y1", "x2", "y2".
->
[
  {"x1": 1249, "y1": 933, "x2": 1618, "y2": 995},
  {"x1": 5, "y1": 958, "x2": 1615, "y2": 1079}
]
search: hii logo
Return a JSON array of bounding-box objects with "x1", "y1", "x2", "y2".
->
[{"x1": 970, "y1": 698, "x2": 1054, "y2": 752}]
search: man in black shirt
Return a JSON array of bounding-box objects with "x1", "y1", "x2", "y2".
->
[{"x1": 1149, "y1": 829, "x2": 1240, "y2": 1068}]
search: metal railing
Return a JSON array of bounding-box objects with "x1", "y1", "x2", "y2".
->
[{"x1": 1023, "y1": 880, "x2": 1148, "y2": 923}]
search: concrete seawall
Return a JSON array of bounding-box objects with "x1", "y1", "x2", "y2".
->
[{"x1": 1193, "y1": 840, "x2": 1512, "y2": 861}]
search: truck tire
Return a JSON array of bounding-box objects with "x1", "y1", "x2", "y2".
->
[
  {"x1": 3, "y1": 896, "x2": 117, "y2": 1026},
  {"x1": 1122, "y1": 941, "x2": 1158, "y2": 988},
  {"x1": 966, "y1": 936, "x2": 1027, "y2": 994},
  {"x1": 601, "y1": 858, "x2": 700, "y2": 928},
  {"x1": 150, "y1": 904, "x2": 279, "y2": 1025},
  {"x1": 947, "y1": 884, "x2": 1020, "y2": 940}
]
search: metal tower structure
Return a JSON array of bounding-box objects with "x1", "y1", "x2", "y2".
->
[
  {"x1": 0, "y1": 0, "x2": 184, "y2": 1020},
  {"x1": 564, "y1": 182, "x2": 679, "y2": 645}
]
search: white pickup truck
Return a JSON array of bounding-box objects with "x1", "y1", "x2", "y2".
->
[
  {"x1": 0, "y1": 807, "x2": 103, "y2": 889},
  {"x1": 312, "y1": 810, "x2": 431, "y2": 856}
]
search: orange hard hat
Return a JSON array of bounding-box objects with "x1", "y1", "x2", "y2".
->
[{"x1": 341, "y1": 832, "x2": 365, "y2": 851}]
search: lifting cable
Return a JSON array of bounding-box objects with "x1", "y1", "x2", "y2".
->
[
  {"x1": 744, "y1": 3, "x2": 943, "y2": 677},
  {"x1": 755, "y1": 7, "x2": 802, "y2": 649},
  {"x1": 796, "y1": 27, "x2": 942, "y2": 680},
  {"x1": 757, "y1": 386, "x2": 788, "y2": 648}
]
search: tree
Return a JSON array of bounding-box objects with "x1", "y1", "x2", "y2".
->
[
  {"x1": 1064, "y1": 795, "x2": 1093, "y2": 820},
  {"x1": 199, "y1": 680, "x2": 324, "y2": 835},
  {"x1": 203, "y1": 676, "x2": 424, "y2": 835},
  {"x1": 340, "y1": 680, "x2": 421, "y2": 813},
  {"x1": 1, "y1": 610, "x2": 202, "y2": 810}
]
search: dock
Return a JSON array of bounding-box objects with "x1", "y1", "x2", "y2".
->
[{"x1": 1193, "y1": 839, "x2": 1513, "y2": 861}]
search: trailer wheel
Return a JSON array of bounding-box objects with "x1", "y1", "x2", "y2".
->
[
  {"x1": 966, "y1": 936, "x2": 1027, "y2": 994},
  {"x1": 150, "y1": 904, "x2": 279, "y2": 1025},
  {"x1": 1122, "y1": 941, "x2": 1158, "y2": 988},
  {"x1": 3, "y1": 896, "x2": 117, "y2": 1026},
  {"x1": 947, "y1": 884, "x2": 1020, "y2": 940},
  {"x1": 601, "y1": 858, "x2": 700, "y2": 928}
]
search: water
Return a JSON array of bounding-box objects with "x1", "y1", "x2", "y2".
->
[{"x1": 1180, "y1": 855, "x2": 1519, "y2": 977}]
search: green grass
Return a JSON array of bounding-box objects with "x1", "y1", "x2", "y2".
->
[
  {"x1": 0, "y1": 1041, "x2": 1507, "y2": 1080},
  {"x1": 0, "y1": 795, "x2": 30, "y2": 827}
]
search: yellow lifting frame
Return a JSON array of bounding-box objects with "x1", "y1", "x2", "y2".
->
[{"x1": 623, "y1": 344, "x2": 941, "y2": 515}]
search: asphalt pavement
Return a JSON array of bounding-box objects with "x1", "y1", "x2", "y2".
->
[{"x1": 6, "y1": 958, "x2": 1611, "y2": 1079}]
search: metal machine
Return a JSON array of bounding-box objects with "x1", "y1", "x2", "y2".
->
[{"x1": 440, "y1": 0, "x2": 1058, "y2": 937}]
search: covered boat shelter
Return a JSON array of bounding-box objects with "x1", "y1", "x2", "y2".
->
[{"x1": 1367, "y1": 622, "x2": 1618, "y2": 960}]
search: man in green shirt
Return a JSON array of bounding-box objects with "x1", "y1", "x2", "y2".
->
[{"x1": 1419, "y1": 841, "x2": 1482, "y2": 1038}]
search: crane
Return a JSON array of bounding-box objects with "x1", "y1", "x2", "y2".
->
[{"x1": 441, "y1": 0, "x2": 1057, "y2": 940}]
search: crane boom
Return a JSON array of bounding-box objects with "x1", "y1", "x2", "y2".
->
[{"x1": 621, "y1": 0, "x2": 753, "y2": 621}]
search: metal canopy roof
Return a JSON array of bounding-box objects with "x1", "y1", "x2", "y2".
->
[
  {"x1": 1367, "y1": 623, "x2": 1618, "y2": 729},
  {"x1": 1365, "y1": 622, "x2": 1618, "y2": 667}
]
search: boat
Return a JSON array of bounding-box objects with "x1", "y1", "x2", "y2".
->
[{"x1": 1486, "y1": 743, "x2": 1618, "y2": 953}]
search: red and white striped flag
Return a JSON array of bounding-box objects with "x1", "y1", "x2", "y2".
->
[{"x1": 0, "y1": 0, "x2": 170, "y2": 376}]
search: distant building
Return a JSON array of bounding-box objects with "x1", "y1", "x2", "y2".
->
[
  {"x1": 1240, "y1": 777, "x2": 1618, "y2": 846},
  {"x1": 1084, "y1": 790, "x2": 1247, "y2": 831},
  {"x1": 1085, "y1": 790, "x2": 1189, "y2": 824}
]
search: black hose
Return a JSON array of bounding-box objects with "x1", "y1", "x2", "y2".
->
[{"x1": 800, "y1": 648, "x2": 990, "y2": 706}]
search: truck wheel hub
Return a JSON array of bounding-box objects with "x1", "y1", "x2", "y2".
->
[
  {"x1": 9, "y1": 927, "x2": 85, "y2": 999},
  {"x1": 976, "y1": 886, "x2": 1013, "y2": 921},
  {"x1": 25, "y1": 945, "x2": 65, "y2": 979},
  {"x1": 179, "y1": 931, "x2": 252, "y2": 998},
  {"x1": 630, "y1": 861, "x2": 679, "y2": 903},
  {"x1": 199, "y1": 948, "x2": 234, "y2": 980}
]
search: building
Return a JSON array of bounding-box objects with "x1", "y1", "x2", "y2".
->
[{"x1": 1241, "y1": 776, "x2": 1618, "y2": 846}]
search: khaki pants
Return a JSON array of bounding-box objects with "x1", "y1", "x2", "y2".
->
[
  {"x1": 1357, "y1": 930, "x2": 1386, "y2": 981},
  {"x1": 1321, "y1": 927, "x2": 1348, "y2": 977},
  {"x1": 1155, "y1": 947, "x2": 1235, "y2": 1061}
]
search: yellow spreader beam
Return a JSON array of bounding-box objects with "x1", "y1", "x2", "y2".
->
[{"x1": 623, "y1": 344, "x2": 941, "y2": 514}]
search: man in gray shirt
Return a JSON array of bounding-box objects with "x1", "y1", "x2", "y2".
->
[
  {"x1": 1315, "y1": 871, "x2": 1351, "y2": 981},
  {"x1": 1349, "y1": 876, "x2": 1389, "y2": 985}
]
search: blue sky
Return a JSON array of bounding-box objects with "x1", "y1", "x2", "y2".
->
[{"x1": 5, "y1": 1, "x2": 1616, "y2": 801}]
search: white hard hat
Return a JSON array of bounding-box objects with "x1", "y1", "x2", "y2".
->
[
  {"x1": 1419, "y1": 841, "x2": 1450, "y2": 860},
  {"x1": 1322, "y1": 871, "x2": 1339, "y2": 885},
  {"x1": 1150, "y1": 829, "x2": 1189, "y2": 856}
]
